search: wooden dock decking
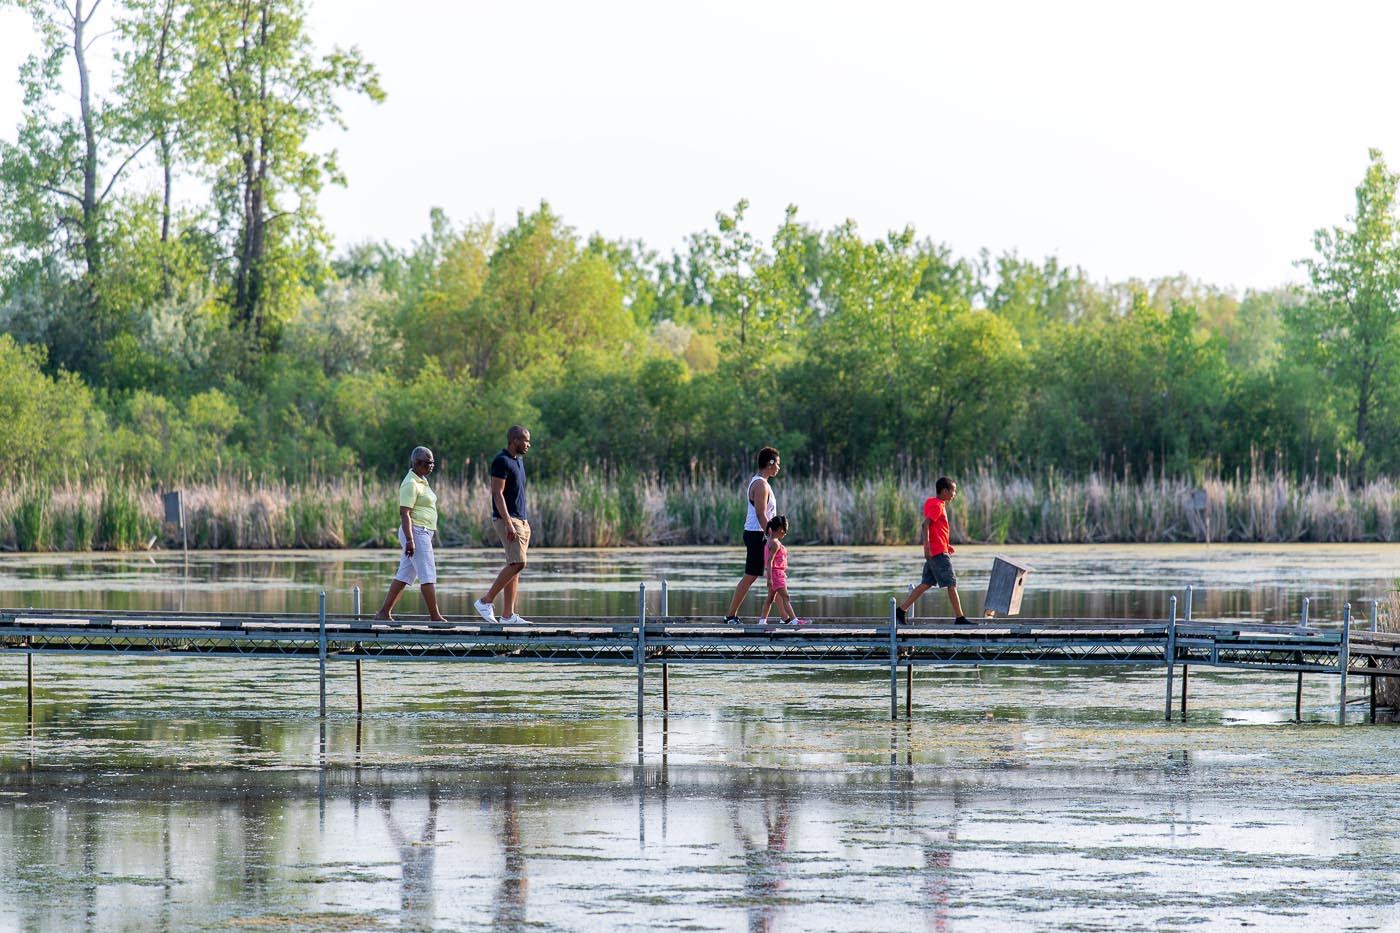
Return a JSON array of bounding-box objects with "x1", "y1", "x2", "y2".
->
[{"x1": 3, "y1": 595, "x2": 1399, "y2": 723}]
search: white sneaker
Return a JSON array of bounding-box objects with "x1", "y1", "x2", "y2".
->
[
  {"x1": 473, "y1": 599, "x2": 498, "y2": 623},
  {"x1": 757, "y1": 617, "x2": 769, "y2": 625},
  {"x1": 501, "y1": 613, "x2": 532, "y2": 625}
]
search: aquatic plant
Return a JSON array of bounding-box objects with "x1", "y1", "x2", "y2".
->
[{"x1": 5, "y1": 469, "x2": 1400, "y2": 550}]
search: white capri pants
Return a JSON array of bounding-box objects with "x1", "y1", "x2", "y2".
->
[{"x1": 394, "y1": 525, "x2": 437, "y2": 585}]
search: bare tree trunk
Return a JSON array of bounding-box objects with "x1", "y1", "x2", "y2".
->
[{"x1": 72, "y1": 0, "x2": 102, "y2": 293}]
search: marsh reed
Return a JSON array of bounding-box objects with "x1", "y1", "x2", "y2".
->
[{"x1": 4, "y1": 468, "x2": 1400, "y2": 551}]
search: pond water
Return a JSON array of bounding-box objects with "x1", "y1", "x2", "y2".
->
[{"x1": 1, "y1": 544, "x2": 1399, "y2": 930}]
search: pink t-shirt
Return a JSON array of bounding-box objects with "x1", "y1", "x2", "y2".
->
[{"x1": 765, "y1": 540, "x2": 787, "y2": 573}]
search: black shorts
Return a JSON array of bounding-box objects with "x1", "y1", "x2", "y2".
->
[
  {"x1": 743, "y1": 530, "x2": 766, "y2": 576},
  {"x1": 921, "y1": 554, "x2": 957, "y2": 588}
]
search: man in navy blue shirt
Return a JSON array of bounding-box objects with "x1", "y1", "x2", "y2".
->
[{"x1": 474, "y1": 426, "x2": 533, "y2": 624}]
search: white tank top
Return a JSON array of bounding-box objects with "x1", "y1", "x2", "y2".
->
[{"x1": 744, "y1": 475, "x2": 777, "y2": 532}]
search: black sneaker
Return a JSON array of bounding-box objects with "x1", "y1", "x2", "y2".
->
[
  {"x1": 723, "y1": 615, "x2": 741, "y2": 625},
  {"x1": 955, "y1": 615, "x2": 972, "y2": 625},
  {"x1": 895, "y1": 607, "x2": 907, "y2": 623}
]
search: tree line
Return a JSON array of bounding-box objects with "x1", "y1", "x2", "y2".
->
[{"x1": 3, "y1": 1, "x2": 1399, "y2": 488}]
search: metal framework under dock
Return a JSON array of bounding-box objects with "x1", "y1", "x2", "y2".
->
[{"x1": 4, "y1": 588, "x2": 1398, "y2": 724}]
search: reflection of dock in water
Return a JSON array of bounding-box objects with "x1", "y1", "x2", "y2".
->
[{"x1": 4, "y1": 596, "x2": 1397, "y2": 723}]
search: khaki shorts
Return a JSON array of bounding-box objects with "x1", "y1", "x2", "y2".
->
[{"x1": 493, "y1": 517, "x2": 531, "y2": 564}]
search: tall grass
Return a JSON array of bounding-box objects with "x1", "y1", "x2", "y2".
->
[{"x1": 5, "y1": 468, "x2": 1400, "y2": 551}]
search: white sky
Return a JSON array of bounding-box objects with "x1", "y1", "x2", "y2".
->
[{"x1": 3, "y1": 0, "x2": 1400, "y2": 291}]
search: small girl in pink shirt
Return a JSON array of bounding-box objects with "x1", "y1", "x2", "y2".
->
[{"x1": 759, "y1": 515, "x2": 808, "y2": 624}]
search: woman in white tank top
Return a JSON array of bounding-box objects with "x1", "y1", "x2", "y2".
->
[{"x1": 724, "y1": 447, "x2": 781, "y2": 623}]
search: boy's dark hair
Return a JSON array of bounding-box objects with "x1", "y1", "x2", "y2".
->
[
  {"x1": 935, "y1": 476, "x2": 955, "y2": 493},
  {"x1": 756, "y1": 446, "x2": 780, "y2": 469},
  {"x1": 766, "y1": 514, "x2": 788, "y2": 533}
]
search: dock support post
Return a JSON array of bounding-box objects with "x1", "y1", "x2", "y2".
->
[
  {"x1": 1295, "y1": 597, "x2": 1309, "y2": 722},
  {"x1": 1181, "y1": 586, "x2": 1193, "y2": 717},
  {"x1": 1339, "y1": 602, "x2": 1351, "y2": 726},
  {"x1": 1369, "y1": 600, "x2": 1378, "y2": 717},
  {"x1": 1370, "y1": 657, "x2": 1378, "y2": 724},
  {"x1": 889, "y1": 598, "x2": 898, "y2": 721},
  {"x1": 905, "y1": 663, "x2": 913, "y2": 719},
  {"x1": 353, "y1": 586, "x2": 363, "y2": 715},
  {"x1": 660, "y1": 580, "x2": 669, "y2": 713},
  {"x1": 318, "y1": 591, "x2": 327, "y2": 719},
  {"x1": 26, "y1": 653, "x2": 33, "y2": 722},
  {"x1": 636, "y1": 583, "x2": 646, "y2": 722},
  {"x1": 1164, "y1": 596, "x2": 1178, "y2": 722}
]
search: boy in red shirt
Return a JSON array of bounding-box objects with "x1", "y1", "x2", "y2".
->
[{"x1": 896, "y1": 477, "x2": 970, "y2": 624}]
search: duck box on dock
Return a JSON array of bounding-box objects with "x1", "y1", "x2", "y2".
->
[{"x1": 984, "y1": 556, "x2": 1031, "y2": 616}]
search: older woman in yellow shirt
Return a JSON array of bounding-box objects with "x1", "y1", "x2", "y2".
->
[{"x1": 373, "y1": 446, "x2": 449, "y2": 622}]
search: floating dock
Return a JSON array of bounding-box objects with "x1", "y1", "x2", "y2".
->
[{"x1": 3, "y1": 589, "x2": 1398, "y2": 723}]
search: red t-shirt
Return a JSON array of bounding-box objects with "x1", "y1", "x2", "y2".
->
[{"x1": 923, "y1": 496, "x2": 953, "y2": 556}]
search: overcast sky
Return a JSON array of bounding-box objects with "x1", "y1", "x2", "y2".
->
[{"x1": 3, "y1": 0, "x2": 1400, "y2": 291}]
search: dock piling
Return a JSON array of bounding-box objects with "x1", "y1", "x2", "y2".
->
[
  {"x1": 26, "y1": 652, "x2": 33, "y2": 722},
  {"x1": 353, "y1": 586, "x2": 364, "y2": 714},
  {"x1": 1339, "y1": 602, "x2": 1351, "y2": 726},
  {"x1": 660, "y1": 580, "x2": 669, "y2": 712},
  {"x1": 1295, "y1": 597, "x2": 1309, "y2": 722},
  {"x1": 318, "y1": 591, "x2": 327, "y2": 718},
  {"x1": 636, "y1": 583, "x2": 646, "y2": 722},
  {"x1": 905, "y1": 662, "x2": 913, "y2": 719},
  {"x1": 1164, "y1": 596, "x2": 1178, "y2": 722},
  {"x1": 889, "y1": 598, "x2": 898, "y2": 721},
  {"x1": 1182, "y1": 587, "x2": 1193, "y2": 717}
]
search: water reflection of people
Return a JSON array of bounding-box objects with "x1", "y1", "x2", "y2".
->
[
  {"x1": 728, "y1": 795, "x2": 791, "y2": 932},
  {"x1": 493, "y1": 779, "x2": 529, "y2": 926},
  {"x1": 377, "y1": 787, "x2": 439, "y2": 926},
  {"x1": 921, "y1": 825, "x2": 955, "y2": 933}
]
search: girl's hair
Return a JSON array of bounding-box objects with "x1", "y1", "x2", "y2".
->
[
  {"x1": 756, "y1": 446, "x2": 780, "y2": 469},
  {"x1": 766, "y1": 514, "x2": 788, "y2": 534}
]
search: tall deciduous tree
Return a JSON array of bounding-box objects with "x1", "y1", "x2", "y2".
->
[
  {"x1": 1290, "y1": 149, "x2": 1400, "y2": 481},
  {"x1": 181, "y1": 0, "x2": 382, "y2": 343},
  {"x1": 0, "y1": 0, "x2": 155, "y2": 374}
]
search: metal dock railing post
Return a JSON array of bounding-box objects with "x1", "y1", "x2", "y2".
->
[
  {"x1": 1164, "y1": 596, "x2": 1178, "y2": 722},
  {"x1": 1339, "y1": 602, "x2": 1351, "y2": 726},
  {"x1": 1296, "y1": 597, "x2": 1310, "y2": 721},
  {"x1": 636, "y1": 583, "x2": 647, "y2": 722},
  {"x1": 1370, "y1": 598, "x2": 1379, "y2": 722},
  {"x1": 318, "y1": 591, "x2": 327, "y2": 718},
  {"x1": 353, "y1": 586, "x2": 363, "y2": 714},
  {"x1": 889, "y1": 597, "x2": 898, "y2": 721},
  {"x1": 1181, "y1": 586, "x2": 1193, "y2": 716},
  {"x1": 660, "y1": 580, "x2": 669, "y2": 713}
]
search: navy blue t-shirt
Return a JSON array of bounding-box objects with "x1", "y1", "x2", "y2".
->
[{"x1": 490, "y1": 449, "x2": 528, "y2": 520}]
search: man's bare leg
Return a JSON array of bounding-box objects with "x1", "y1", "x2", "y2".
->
[
  {"x1": 375, "y1": 580, "x2": 408, "y2": 620},
  {"x1": 501, "y1": 573, "x2": 521, "y2": 618},
  {"x1": 482, "y1": 563, "x2": 524, "y2": 605}
]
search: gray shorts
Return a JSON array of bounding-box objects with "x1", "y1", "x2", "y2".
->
[{"x1": 921, "y1": 554, "x2": 957, "y2": 589}]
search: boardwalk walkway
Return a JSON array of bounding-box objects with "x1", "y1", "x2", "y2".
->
[{"x1": 3, "y1": 597, "x2": 1398, "y2": 723}]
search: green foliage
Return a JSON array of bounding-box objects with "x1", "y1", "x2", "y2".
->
[
  {"x1": 1287, "y1": 149, "x2": 1400, "y2": 480},
  {"x1": 2, "y1": 2, "x2": 1400, "y2": 496}
]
